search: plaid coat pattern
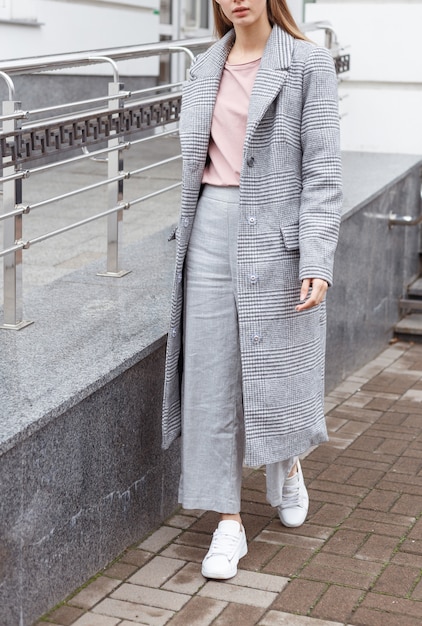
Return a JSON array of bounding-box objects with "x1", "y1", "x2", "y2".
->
[{"x1": 162, "y1": 26, "x2": 342, "y2": 467}]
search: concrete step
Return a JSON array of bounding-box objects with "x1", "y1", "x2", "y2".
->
[
  {"x1": 399, "y1": 297, "x2": 422, "y2": 313},
  {"x1": 395, "y1": 313, "x2": 422, "y2": 340},
  {"x1": 408, "y1": 277, "x2": 422, "y2": 298}
]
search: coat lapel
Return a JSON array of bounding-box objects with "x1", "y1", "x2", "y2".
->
[
  {"x1": 245, "y1": 26, "x2": 295, "y2": 144},
  {"x1": 180, "y1": 31, "x2": 235, "y2": 167}
]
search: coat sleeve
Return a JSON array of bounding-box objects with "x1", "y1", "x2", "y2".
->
[{"x1": 298, "y1": 45, "x2": 343, "y2": 286}]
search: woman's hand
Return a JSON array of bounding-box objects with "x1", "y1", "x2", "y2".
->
[{"x1": 296, "y1": 278, "x2": 328, "y2": 312}]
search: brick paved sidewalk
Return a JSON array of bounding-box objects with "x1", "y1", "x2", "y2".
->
[{"x1": 37, "y1": 341, "x2": 422, "y2": 626}]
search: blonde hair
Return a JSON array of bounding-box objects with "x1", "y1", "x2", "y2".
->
[{"x1": 212, "y1": 0, "x2": 307, "y2": 41}]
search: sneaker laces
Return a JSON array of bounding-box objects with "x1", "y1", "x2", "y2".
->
[
  {"x1": 282, "y1": 474, "x2": 304, "y2": 509},
  {"x1": 207, "y1": 527, "x2": 241, "y2": 559}
]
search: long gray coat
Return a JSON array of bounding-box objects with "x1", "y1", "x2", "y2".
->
[{"x1": 162, "y1": 26, "x2": 342, "y2": 467}]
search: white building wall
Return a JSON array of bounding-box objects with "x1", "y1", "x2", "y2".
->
[
  {"x1": 305, "y1": 0, "x2": 422, "y2": 155},
  {"x1": 0, "y1": 0, "x2": 160, "y2": 76}
]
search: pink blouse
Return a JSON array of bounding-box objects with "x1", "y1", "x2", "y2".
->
[{"x1": 202, "y1": 57, "x2": 261, "y2": 187}]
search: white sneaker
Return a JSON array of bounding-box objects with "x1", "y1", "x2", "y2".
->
[
  {"x1": 277, "y1": 460, "x2": 309, "y2": 528},
  {"x1": 201, "y1": 520, "x2": 248, "y2": 580}
]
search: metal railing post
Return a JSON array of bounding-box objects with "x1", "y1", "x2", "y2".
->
[
  {"x1": 92, "y1": 57, "x2": 130, "y2": 278},
  {"x1": 1, "y1": 93, "x2": 33, "y2": 329}
]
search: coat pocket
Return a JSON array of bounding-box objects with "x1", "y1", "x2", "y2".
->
[{"x1": 280, "y1": 222, "x2": 299, "y2": 250}]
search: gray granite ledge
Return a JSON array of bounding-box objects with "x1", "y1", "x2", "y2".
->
[
  {"x1": 0, "y1": 226, "x2": 176, "y2": 456},
  {"x1": 341, "y1": 151, "x2": 421, "y2": 219},
  {"x1": 1, "y1": 151, "x2": 421, "y2": 457}
]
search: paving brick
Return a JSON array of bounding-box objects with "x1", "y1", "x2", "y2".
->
[
  {"x1": 120, "y1": 548, "x2": 152, "y2": 567},
  {"x1": 342, "y1": 509, "x2": 415, "y2": 537},
  {"x1": 161, "y1": 543, "x2": 205, "y2": 563},
  {"x1": 227, "y1": 569, "x2": 288, "y2": 593},
  {"x1": 162, "y1": 562, "x2": 205, "y2": 595},
  {"x1": 355, "y1": 533, "x2": 399, "y2": 562},
  {"x1": 165, "y1": 596, "x2": 227, "y2": 626},
  {"x1": 392, "y1": 550, "x2": 422, "y2": 568},
  {"x1": 264, "y1": 520, "x2": 332, "y2": 541},
  {"x1": 365, "y1": 396, "x2": 397, "y2": 411},
  {"x1": 350, "y1": 606, "x2": 422, "y2": 626},
  {"x1": 377, "y1": 410, "x2": 409, "y2": 426},
  {"x1": 46, "y1": 605, "x2": 85, "y2": 625},
  {"x1": 166, "y1": 513, "x2": 198, "y2": 529},
  {"x1": 188, "y1": 511, "x2": 221, "y2": 534},
  {"x1": 211, "y1": 602, "x2": 265, "y2": 626},
  {"x1": 263, "y1": 545, "x2": 315, "y2": 577},
  {"x1": 391, "y1": 454, "x2": 422, "y2": 475},
  {"x1": 391, "y1": 493, "x2": 422, "y2": 517},
  {"x1": 111, "y1": 582, "x2": 190, "y2": 611},
  {"x1": 242, "y1": 513, "x2": 273, "y2": 540},
  {"x1": 307, "y1": 446, "x2": 341, "y2": 465},
  {"x1": 92, "y1": 597, "x2": 173, "y2": 625},
  {"x1": 308, "y1": 487, "x2": 361, "y2": 508},
  {"x1": 320, "y1": 529, "x2": 368, "y2": 557},
  {"x1": 325, "y1": 415, "x2": 348, "y2": 431},
  {"x1": 240, "y1": 539, "x2": 280, "y2": 571},
  {"x1": 359, "y1": 592, "x2": 422, "y2": 621},
  {"x1": 307, "y1": 503, "x2": 353, "y2": 527},
  {"x1": 399, "y1": 538, "x2": 422, "y2": 556},
  {"x1": 334, "y1": 453, "x2": 391, "y2": 472},
  {"x1": 316, "y1": 463, "x2": 357, "y2": 484},
  {"x1": 174, "y1": 530, "x2": 211, "y2": 549},
  {"x1": 372, "y1": 562, "x2": 421, "y2": 597},
  {"x1": 408, "y1": 517, "x2": 422, "y2": 539},
  {"x1": 137, "y1": 526, "x2": 182, "y2": 553},
  {"x1": 241, "y1": 488, "x2": 268, "y2": 504},
  {"x1": 69, "y1": 576, "x2": 121, "y2": 609},
  {"x1": 255, "y1": 529, "x2": 324, "y2": 551},
  {"x1": 347, "y1": 467, "x2": 385, "y2": 488},
  {"x1": 272, "y1": 578, "x2": 327, "y2": 614},
  {"x1": 411, "y1": 576, "x2": 422, "y2": 600},
  {"x1": 328, "y1": 406, "x2": 383, "y2": 423},
  {"x1": 128, "y1": 556, "x2": 185, "y2": 588},
  {"x1": 241, "y1": 499, "x2": 275, "y2": 517},
  {"x1": 242, "y1": 470, "x2": 267, "y2": 492},
  {"x1": 311, "y1": 584, "x2": 362, "y2": 623},
  {"x1": 258, "y1": 610, "x2": 343, "y2": 626},
  {"x1": 70, "y1": 614, "x2": 121, "y2": 626},
  {"x1": 376, "y1": 473, "x2": 422, "y2": 496},
  {"x1": 309, "y1": 479, "x2": 368, "y2": 499},
  {"x1": 198, "y1": 580, "x2": 277, "y2": 608},
  {"x1": 300, "y1": 553, "x2": 382, "y2": 588},
  {"x1": 358, "y1": 488, "x2": 399, "y2": 512},
  {"x1": 104, "y1": 561, "x2": 138, "y2": 580}
]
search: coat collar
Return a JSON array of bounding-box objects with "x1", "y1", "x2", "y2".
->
[{"x1": 190, "y1": 25, "x2": 295, "y2": 79}]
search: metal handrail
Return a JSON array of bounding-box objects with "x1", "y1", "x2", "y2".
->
[
  {"x1": 388, "y1": 186, "x2": 422, "y2": 228},
  {"x1": 1, "y1": 40, "x2": 194, "y2": 329},
  {"x1": 0, "y1": 38, "x2": 214, "y2": 75}
]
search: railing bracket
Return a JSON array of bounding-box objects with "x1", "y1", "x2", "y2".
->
[
  {"x1": 0, "y1": 319, "x2": 34, "y2": 331},
  {"x1": 96, "y1": 270, "x2": 131, "y2": 278}
]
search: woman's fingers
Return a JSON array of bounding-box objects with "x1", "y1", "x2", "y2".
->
[{"x1": 296, "y1": 278, "x2": 328, "y2": 312}]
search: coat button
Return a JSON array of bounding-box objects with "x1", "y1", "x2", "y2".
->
[
  {"x1": 171, "y1": 327, "x2": 177, "y2": 338},
  {"x1": 248, "y1": 216, "x2": 256, "y2": 225},
  {"x1": 177, "y1": 272, "x2": 183, "y2": 283},
  {"x1": 252, "y1": 334, "x2": 261, "y2": 344},
  {"x1": 250, "y1": 274, "x2": 258, "y2": 284},
  {"x1": 247, "y1": 156, "x2": 255, "y2": 167},
  {"x1": 183, "y1": 217, "x2": 189, "y2": 227}
]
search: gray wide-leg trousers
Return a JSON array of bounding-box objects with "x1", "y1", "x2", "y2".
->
[{"x1": 179, "y1": 184, "x2": 295, "y2": 513}]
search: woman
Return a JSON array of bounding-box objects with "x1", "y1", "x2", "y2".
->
[{"x1": 162, "y1": 0, "x2": 342, "y2": 580}]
